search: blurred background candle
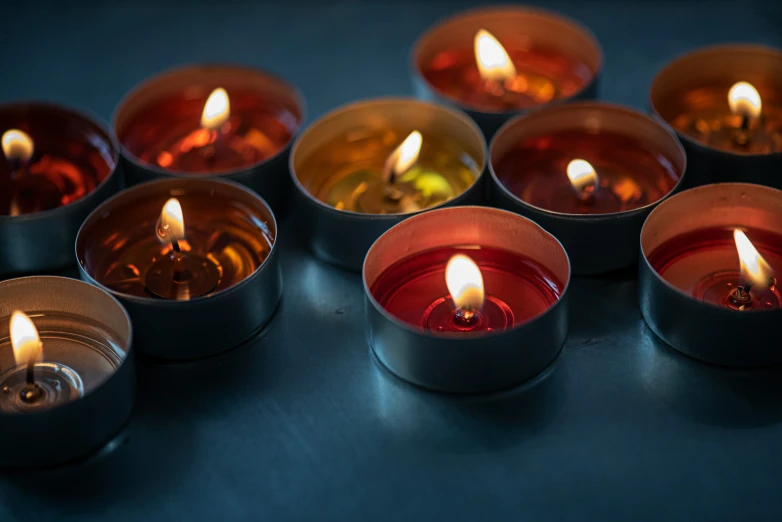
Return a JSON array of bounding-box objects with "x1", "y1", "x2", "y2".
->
[
  {"x1": 0, "y1": 102, "x2": 120, "y2": 275},
  {"x1": 291, "y1": 98, "x2": 485, "y2": 270},
  {"x1": 412, "y1": 6, "x2": 602, "y2": 136},
  {"x1": 490, "y1": 102, "x2": 686, "y2": 274},
  {"x1": 114, "y1": 64, "x2": 304, "y2": 211},
  {"x1": 650, "y1": 44, "x2": 782, "y2": 189}
]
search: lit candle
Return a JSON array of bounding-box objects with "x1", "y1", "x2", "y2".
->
[
  {"x1": 490, "y1": 102, "x2": 685, "y2": 274},
  {"x1": 364, "y1": 205, "x2": 570, "y2": 392},
  {"x1": 0, "y1": 102, "x2": 120, "y2": 275},
  {"x1": 650, "y1": 44, "x2": 782, "y2": 189},
  {"x1": 412, "y1": 7, "x2": 602, "y2": 135},
  {"x1": 640, "y1": 183, "x2": 782, "y2": 367},
  {"x1": 77, "y1": 178, "x2": 282, "y2": 359},
  {"x1": 0, "y1": 276, "x2": 132, "y2": 469},
  {"x1": 291, "y1": 98, "x2": 485, "y2": 270},
  {"x1": 114, "y1": 64, "x2": 303, "y2": 209}
]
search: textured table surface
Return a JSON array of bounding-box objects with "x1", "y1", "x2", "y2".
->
[{"x1": 2, "y1": 1, "x2": 782, "y2": 521}]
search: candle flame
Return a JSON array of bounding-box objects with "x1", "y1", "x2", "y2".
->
[
  {"x1": 446, "y1": 254, "x2": 485, "y2": 312},
  {"x1": 201, "y1": 88, "x2": 231, "y2": 130},
  {"x1": 734, "y1": 229, "x2": 773, "y2": 287},
  {"x1": 10, "y1": 311, "x2": 42, "y2": 367},
  {"x1": 728, "y1": 82, "x2": 762, "y2": 121},
  {"x1": 2, "y1": 129, "x2": 34, "y2": 162},
  {"x1": 384, "y1": 130, "x2": 423, "y2": 182},
  {"x1": 160, "y1": 198, "x2": 186, "y2": 243},
  {"x1": 474, "y1": 29, "x2": 516, "y2": 82},
  {"x1": 566, "y1": 158, "x2": 599, "y2": 194}
]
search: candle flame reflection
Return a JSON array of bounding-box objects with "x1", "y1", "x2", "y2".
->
[
  {"x1": 201, "y1": 88, "x2": 231, "y2": 130},
  {"x1": 10, "y1": 311, "x2": 43, "y2": 367},
  {"x1": 728, "y1": 82, "x2": 762, "y2": 121},
  {"x1": 384, "y1": 130, "x2": 423, "y2": 182},
  {"x1": 734, "y1": 229, "x2": 773, "y2": 287},
  {"x1": 159, "y1": 198, "x2": 186, "y2": 244},
  {"x1": 446, "y1": 254, "x2": 485, "y2": 313},
  {"x1": 474, "y1": 29, "x2": 516, "y2": 82},
  {"x1": 566, "y1": 158, "x2": 599, "y2": 194},
  {"x1": 2, "y1": 129, "x2": 34, "y2": 162}
]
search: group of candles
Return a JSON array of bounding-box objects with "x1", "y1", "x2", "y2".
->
[{"x1": 1, "y1": 5, "x2": 781, "y2": 467}]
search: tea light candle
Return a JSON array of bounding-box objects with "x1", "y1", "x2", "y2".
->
[
  {"x1": 412, "y1": 6, "x2": 602, "y2": 136},
  {"x1": 0, "y1": 276, "x2": 133, "y2": 469},
  {"x1": 0, "y1": 102, "x2": 120, "y2": 275},
  {"x1": 364, "y1": 206, "x2": 570, "y2": 393},
  {"x1": 490, "y1": 102, "x2": 686, "y2": 274},
  {"x1": 114, "y1": 64, "x2": 304, "y2": 211},
  {"x1": 640, "y1": 183, "x2": 782, "y2": 366},
  {"x1": 650, "y1": 44, "x2": 782, "y2": 189},
  {"x1": 291, "y1": 98, "x2": 485, "y2": 271},
  {"x1": 76, "y1": 178, "x2": 282, "y2": 359}
]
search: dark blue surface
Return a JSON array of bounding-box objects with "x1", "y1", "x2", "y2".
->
[{"x1": 2, "y1": 2, "x2": 782, "y2": 521}]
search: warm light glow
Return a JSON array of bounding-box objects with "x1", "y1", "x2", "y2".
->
[
  {"x1": 10, "y1": 311, "x2": 42, "y2": 367},
  {"x1": 384, "y1": 130, "x2": 423, "y2": 182},
  {"x1": 2, "y1": 129, "x2": 34, "y2": 162},
  {"x1": 446, "y1": 254, "x2": 485, "y2": 312},
  {"x1": 201, "y1": 88, "x2": 231, "y2": 130},
  {"x1": 474, "y1": 29, "x2": 516, "y2": 81},
  {"x1": 566, "y1": 159, "x2": 599, "y2": 193},
  {"x1": 160, "y1": 198, "x2": 186, "y2": 243},
  {"x1": 734, "y1": 229, "x2": 773, "y2": 286},
  {"x1": 728, "y1": 82, "x2": 762, "y2": 120}
]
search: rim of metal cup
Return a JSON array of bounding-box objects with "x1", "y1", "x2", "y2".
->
[
  {"x1": 0, "y1": 100, "x2": 121, "y2": 223},
  {"x1": 363, "y1": 205, "x2": 571, "y2": 393},
  {"x1": 410, "y1": 5, "x2": 603, "y2": 117},
  {"x1": 75, "y1": 177, "x2": 279, "y2": 306},
  {"x1": 112, "y1": 62, "x2": 307, "y2": 178},
  {"x1": 489, "y1": 101, "x2": 687, "y2": 220},
  {"x1": 289, "y1": 96, "x2": 487, "y2": 221},
  {"x1": 649, "y1": 43, "x2": 782, "y2": 160},
  {"x1": 0, "y1": 275, "x2": 134, "y2": 470}
]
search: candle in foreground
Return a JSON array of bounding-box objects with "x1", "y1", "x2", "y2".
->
[{"x1": 639, "y1": 183, "x2": 782, "y2": 367}]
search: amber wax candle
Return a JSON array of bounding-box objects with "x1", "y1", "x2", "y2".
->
[
  {"x1": 291, "y1": 98, "x2": 485, "y2": 271},
  {"x1": 114, "y1": 64, "x2": 304, "y2": 210},
  {"x1": 412, "y1": 6, "x2": 602, "y2": 136},
  {"x1": 0, "y1": 103, "x2": 120, "y2": 275},
  {"x1": 490, "y1": 102, "x2": 686, "y2": 275},
  {"x1": 650, "y1": 44, "x2": 782, "y2": 189},
  {"x1": 640, "y1": 183, "x2": 782, "y2": 367},
  {"x1": 76, "y1": 178, "x2": 282, "y2": 359}
]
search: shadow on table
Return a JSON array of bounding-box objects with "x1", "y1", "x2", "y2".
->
[
  {"x1": 2, "y1": 323, "x2": 278, "y2": 513},
  {"x1": 639, "y1": 323, "x2": 782, "y2": 428},
  {"x1": 370, "y1": 349, "x2": 566, "y2": 455}
]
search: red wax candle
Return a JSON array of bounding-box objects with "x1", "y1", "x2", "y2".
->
[
  {"x1": 647, "y1": 226, "x2": 782, "y2": 311},
  {"x1": 0, "y1": 104, "x2": 115, "y2": 216},
  {"x1": 115, "y1": 65, "x2": 301, "y2": 175},
  {"x1": 493, "y1": 129, "x2": 680, "y2": 214},
  {"x1": 413, "y1": 7, "x2": 601, "y2": 113},
  {"x1": 370, "y1": 246, "x2": 564, "y2": 333}
]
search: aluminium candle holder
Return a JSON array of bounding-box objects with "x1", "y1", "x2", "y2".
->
[
  {"x1": 411, "y1": 6, "x2": 602, "y2": 137},
  {"x1": 0, "y1": 276, "x2": 133, "y2": 470},
  {"x1": 113, "y1": 63, "x2": 305, "y2": 212},
  {"x1": 0, "y1": 102, "x2": 121, "y2": 276},
  {"x1": 489, "y1": 102, "x2": 687, "y2": 275},
  {"x1": 76, "y1": 178, "x2": 282, "y2": 360},
  {"x1": 639, "y1": 183, "x2": 782, "y2": 367},
  {"x1": 290, "y1": 97, "x2": 486, "y2": 271},
  {"x1": 363, "y1": 206, "x2": 570, "y2": 394},
  {"x1": 650, "y1": 44, "x2": 782, "y2": 189}
]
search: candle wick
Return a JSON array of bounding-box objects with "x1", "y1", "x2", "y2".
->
[
  {"x1": 26, "y1": 358, "x2": 35, "y2": 386},
  {"x1": 171, "y1": 239, "x2": 181, "y2": 253}
]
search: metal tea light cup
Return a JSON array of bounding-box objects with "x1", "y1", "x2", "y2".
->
[
  {"x1": 0, "y1": 276, "x2": 133, "y2": 470},
  {"x1": 363, "y1": 206, "x2": 570, "y2": 394}
]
